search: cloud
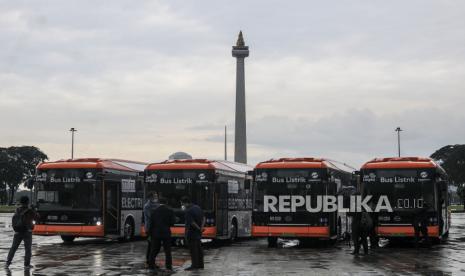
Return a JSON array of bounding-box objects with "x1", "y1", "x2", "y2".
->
[
  {"x1": 0, "y1": 0, "x2": 464, "y2": 167},
  {"x1": 203, "y1": 107, "x2": 465, "y2": 167}
]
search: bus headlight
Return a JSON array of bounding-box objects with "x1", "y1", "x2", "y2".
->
[
  {"x1": 32, "y1": 220, "x2": 36, "y2": 225},
  {"x1": 96, "y1": 221, "x2": 102, "y2": 226}
]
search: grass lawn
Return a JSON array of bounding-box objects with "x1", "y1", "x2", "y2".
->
[
  {"x1": 0, "y1": 205, "x2": 16, "y2": 213},
  {"x1": 449, "y1": 205, "x2": 464, "y2": 212}
]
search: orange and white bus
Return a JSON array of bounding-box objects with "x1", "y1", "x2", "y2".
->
[
  {"x1": 32, "y1": 158, "x2": 147, "y2": 242},
  {"x1": 252, "y1": 158, "x2": 355, "y2": 247},
  {"x1": 144, "y1": 159, "x2": 253, "y2": 241},
  {"x1": 360, "y1": 157, "x2": 450, "y2": 241}
]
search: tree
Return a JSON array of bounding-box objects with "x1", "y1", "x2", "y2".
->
[
  {"x1": 431, "y1": 144, "x2": 465, "y2": 206},
  {"x1": 0, "y1": 146, "x2": 48, "y2": 205},
  {"x1": 0, "y1": 150, "x2": 9, "y2": 204}
]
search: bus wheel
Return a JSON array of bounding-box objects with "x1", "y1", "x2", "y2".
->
[
  {"x1": 229, "y1": 219, "x2": 238, "y2": 243},
  {"x1": 122, "y1": 218, "x2": 135, "y2": 241},
  {"x1": 267, "y1": 237, "x2": 278, "y2": 248},
  {"x1": 61, "y1": 235, "x2": 75, "y2": 243}
]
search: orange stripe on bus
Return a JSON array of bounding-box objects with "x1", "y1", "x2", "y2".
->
[
  {"x1": 255, "y1": 163, "x2": 327, "y2": 169},
  {"x1": 361, "y1": 157, "x2": 437, "y2": 169},
  {"x1": 33, "y1": 224, "x2": 104, "y2": 237},
  {"x1": 252, "y1": 225, "x2": 330, "y2": 237},
  {"x1": 376, "y1": 226, "x2": 439, "y2": 237},
  {"x1": 170, "y1": 226, "x2": 217, "y2": 238},
  {"x1": 37, "y1": 158, "x2": 147, "y2": 172},
  {"x1": 142, "y1": 225, "x2": 217, "y2": 238},
  {"x1": 141, "y1": 225, "x2": 147, "y2": 237}
]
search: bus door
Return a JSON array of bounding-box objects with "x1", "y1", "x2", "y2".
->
[
  {"x1": 215, "y1": 181, "x2": 229, "y2": 237},
  {"x1": 328, "y1": 181, "x2": 337, "y2": 235},
  {"x1": 104, "y1": 181, "x2": 120, "y2": 235},
  {"x1": 437, "y1": 180, "x2": 449, "y2": 234}
]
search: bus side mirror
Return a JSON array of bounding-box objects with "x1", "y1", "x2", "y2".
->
[
  {"x1": 25, "y1": 178, "x2": 34, "y2": 190},
  {"x1": 244, "y1": 179, "x2": 251, "y2": 190},
  {"x1": 350, "y1": 171, "x2": 360, "y2": 187},
  {"x1": 439, "y1": 181, "x2": 448, "y2": 193}
]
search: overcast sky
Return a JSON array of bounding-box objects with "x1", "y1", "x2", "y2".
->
[{"x1": 1, "y1": 0, "x2": 464, "y2": 168}]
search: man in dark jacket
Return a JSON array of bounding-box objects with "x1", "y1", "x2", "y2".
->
[
  {"x1": 144, "y1": 192, "x2": 159, "y2": 267},
  {"x1": 181, "y1": 196, "x2": 205, "y2": 270},
  {"x1": 6, "y1": 196, "x2": 39, "y2": 269},
  {"x1": 351, "y1": 211, "x2": 369, "y2": 255},
  {"x1": 413, "y1": 202, "x2": 431, "y2": 248},
  {"x1": 368, "y1": 202, "x2": 379, "y2": 249},
  {"x1": 148, "y1": 197, "x2": 175, "y2": 270}
]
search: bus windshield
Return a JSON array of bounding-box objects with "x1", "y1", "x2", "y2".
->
[
  {"x1": 362, "y1": 169, "x2": 436, "y2": 211},
  {"x1": 35, "y1": 169, "x2": 101, "y2": 210},
  {"x1": 255, "y1": 169, "x2": 326, "y2": 195},
  {"x1": 146, "y1": 170, "x2": 214, "y2": 211},
  {"x1": 254, "y1": 169, "x2": 327, "y2": 212}
]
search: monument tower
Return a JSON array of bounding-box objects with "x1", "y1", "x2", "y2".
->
[{"x1": 232, "y1": 31, "x2": 249, "y2": 164}]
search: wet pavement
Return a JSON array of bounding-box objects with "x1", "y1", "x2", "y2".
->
[{"x1": 1, "y1": 213, "x2": 465, "y2": 275}]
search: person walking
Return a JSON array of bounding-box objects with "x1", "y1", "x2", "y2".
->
[
  {"x1": 144, "y1": 192, "x2": 159, "y2": 267},
  {"x1": 413, "y1": 202, "x2": 431, "y2": 248},
  {"x1": 368, "y1": 203, "x2": 379, "y2": 249},
  {"x1": 5, "y1": 196, "x2": 39, "y2": 269},
  {"x1": 148, "y1": 197, "x2": 175, "y2": 271},
  {"x1": 351, "y1": 211, "x2": 370, "y2": 255},
  {"x1": 181, "y1": 196, "x2": 205, "y2": 270}
]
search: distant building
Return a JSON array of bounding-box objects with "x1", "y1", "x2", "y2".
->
[{"x1": 169, "y1": 152, "x2": 193, "y2": 160}]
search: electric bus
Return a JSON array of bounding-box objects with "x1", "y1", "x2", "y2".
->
[
  {"x1": 32, "y1": 158, "x2": 147, "y2": 242},
  {"x1": 360, "y1": 157, "x2": 450, "y2": 242},
  {"x1": 252, "y1": 158, "x2": 355, "y2": 247},
  {"x1": 144, "y1": 159, "x2": 253, "y2": 241}
]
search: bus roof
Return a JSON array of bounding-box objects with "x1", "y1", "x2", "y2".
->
[
  {"x1": 37, "y1": 158, "x2": 148, "y2": 172},
  {"x1": 145, "y1": 159, "x2": 253, "y2": 174},
  {"x1": 255, "y1": 157, "x2": 353, "y2": 172},
  {"x1": 361, "y1": 157, "x2": 438, "y2": 169}
]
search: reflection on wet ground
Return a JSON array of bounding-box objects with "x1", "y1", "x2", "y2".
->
[{"x1": 1, "y1": 213, "x2": 465, "y2": 275}]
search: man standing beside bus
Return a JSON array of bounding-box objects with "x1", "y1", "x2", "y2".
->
[
  {"x1": 181, "y1": 196, "x2": 205, "y2": 270},
  {"x1": 351, "y1": 210, "x2": 371, "y2": 255},
  {"x1": 6, "y1": 196, "x2": 38, "y2": 269},
  {"x1": 144, "y1": 193, "x2": 159, "y2": 267},
  {"x1": 368, "y1": 202, "x2": 379, "y2": 249},
  {"x1": 148, "y1": 198, "x2": 175, "y2": 271},
  {"x1": 413, "y1": 202, "x2": 431, "y2": 248}
]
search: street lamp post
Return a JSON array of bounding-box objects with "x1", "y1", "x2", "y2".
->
[
  {"x1": 395, "y1": 127, "x2": 402, "y2": 157},
  {"x1": 70, "y1": 128, "x2": 77, "y2": 159}
]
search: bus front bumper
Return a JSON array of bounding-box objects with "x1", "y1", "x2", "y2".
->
[
  {"x1": 33, "y1": 224, "x2": 104, "y2": 237},
  {"x1": 376, "y1": 225, "x2": 439, "y2": 237},
  {"x1": 252, "y1": 225, "x2": 330, "y2": 238}
]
